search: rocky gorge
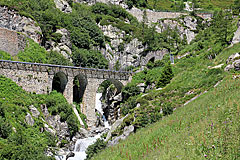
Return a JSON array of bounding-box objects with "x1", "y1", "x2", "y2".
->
[{"x1": 1, "y1": 0, "x2": 240, "y2": 160}]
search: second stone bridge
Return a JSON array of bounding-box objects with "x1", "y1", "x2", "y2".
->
[{"x1": 0, "y1": 60, "x2": 132, "y2": 127}]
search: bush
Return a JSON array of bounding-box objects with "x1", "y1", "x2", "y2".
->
[
  {"x1": 67, "y1": 114, "x2": 79, "y2": 138},
  {"x1": 86, "y1": 138, "x2": 107, "y2": 160},
  {"x1": 18, "y1": 39, "x2": 49, "y2": 63},
  {"x1": 45, "y1": 91, "x2": 79, "y2": 138},
  {"x1": 47, "y1": 51, "x2": 73, "y2": 66},
  {"x1": 0, "y1": 117, "x2": 12, "y2": 139},
  {"x1": 121, "y1": 96, "x2": 138, "y2": 115},
  {"x1": 72, "y1": 47, "x2": 108, "y2": 69},
  {"x1": 122, "y1": 84, "x2": 141, "y2": 101},
  {"x1": 156, "y1": 62, "x2": 174, "y2": 88},
  {"x1": 71, "y1": 29, "x2": 91, "y2": 49},
  {"x1": 162, "y1": 103, "x2": 173, "y2": 116}
]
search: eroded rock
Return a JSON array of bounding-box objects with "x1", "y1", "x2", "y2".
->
[
  {"x1": 29, "y1": 105, "x2": 40, "y2": 118},
  {"x1": 54, "y1": 0, "x2": 72, "y2": 13},
  {"x1": 0, "y1": 6, "x2": 42, "y2": 43},
  {"x1": 25, "y1": 113, "x2": 34, "y2": 126}
]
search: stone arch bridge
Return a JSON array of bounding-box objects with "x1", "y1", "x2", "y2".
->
[{"x1": 0, "y1": 60, "x2": 132, "y2": 126}]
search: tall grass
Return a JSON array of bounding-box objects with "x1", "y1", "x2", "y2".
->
[{"x1": 93, "y1": 75, "x2": 240, "y2": 160}]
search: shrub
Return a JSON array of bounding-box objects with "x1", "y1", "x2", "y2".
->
[
  {"x1": 122, "y1": 84, "x2": 141, "y2": 101},
  {"x1": 67, "y1": 114, "x2": 79, "y2": 138},
  {"x1": 86, "y1": 138, "x2": 107, "y2": 160},
  {"x1": 0, "y1": 117, "x2": 12, "y2": 139},
  {"x1": 18, "y1": 39, "x2": 49, "y2": 63},
  {"x1": 162, "y1": 103, "x2": 173, "y2": 116},
  {"x1": 47, "y1": 51, "x2": 73, "y2": 66},
  {"x1": 156, "y1": 62, "x2": 174, "y2": 88},
  {"x1": 121, "y1": 96, "x2": 138, "y2": 115},
  {"x1": 71, "y1": 29, "x2": 91, "y2": 49},
  {"x1": 72, "y1": 47, "x2": 108, "y2": 69}
]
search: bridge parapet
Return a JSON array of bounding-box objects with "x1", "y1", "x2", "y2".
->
[{"x1": 0, "y1": 60, "x2": 132, "y2": 80}]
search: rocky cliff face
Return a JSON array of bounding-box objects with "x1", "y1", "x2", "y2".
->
[
  {"x1": 54, "y1": 0, "x2": 72, "y2": 13},
  {"x1": 99, "y1": 24, "x2": 168, "y2": 69},
  {"x1": 158, "y1": 16, "x2": 198, "y2": 44},
  {"x1": 232, "y1": 24, "x2": 240, "y2": 45},
  {"x1": 0, "y1": 6, "x2": 42, "y2": 44},
  {"x1": 45, "y1": 28, "x2": 72, "y2": 60},
  {"x1": 101, "y1": 85, "x2": 123, "y2": 125}
]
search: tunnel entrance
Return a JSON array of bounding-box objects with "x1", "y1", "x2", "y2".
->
[
  {"x1": 52, "y1": 72, "x2": 68, "y2": 93},
  {"x1": 73, "y1": 74, "x2": 88, "y2": 103},
  {"x1": 149, "y1": 57, "x2": 155, "y2": 63}
]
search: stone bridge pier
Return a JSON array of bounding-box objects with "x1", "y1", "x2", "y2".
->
[{"x1": 0, "y1": 60, "x2": 131, "y2": 127}]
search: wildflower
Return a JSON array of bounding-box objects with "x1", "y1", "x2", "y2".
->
[
  {"x1": 212, "y1": 145, "x2": 215, "y2": 149},
  {"x1": 204, "y1": 154, "x2": 207, "y2": 158}
]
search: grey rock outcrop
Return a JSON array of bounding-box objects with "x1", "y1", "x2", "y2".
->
[
  {"x1": 75, "y1": 0, "x2": 127, "y2": 8},
  {"x1": 25, "y1": 113, "x2": 35, "y2": 126},
  {"x1": 224, "y1": 53, "x2": 240, "y2": 71},
  {"x1": 102, "y1": 85, "x2": 122, "y2": 125},
  {"x1": 108, "y1": 125, "x2": 134, "y2": 146},
  {"x1": 99, "y1": 24, "x2": 167, "y2": 69},
  {"x1": 29, "y1": 105, "x2": 40, "y2": 118},
  {"x1": 54, "y1": 0, "x2": 72, "y2": 13},
  {"x1": 232, "y1": 24, "x2": 240, "y2": 44},
  {"x1": 40, "y1": 105, "x2": 70, "y2": 141},
  {"x1": 0, "y1": 6, "x2": 42, "y2": 43},
  {"x1": 106, "y1": 115, "x2": 127, "y2": 141},
  {"x1": 226, "y1": 53, "x2": 240, "y2": 64},
  {"x1": 45, "y1": 28, "x2": 72, "y2": 60},
  {"x1": 127, "y1": 7, "x2": 186, "y2": 23},
  {"x1": 158, "y1": 16, "x2": 198, "y2": 44}
]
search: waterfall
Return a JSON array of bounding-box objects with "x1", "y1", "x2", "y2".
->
[
  {"x1": 95, "y1": 93, "x2": 110, "y2": 129},
  {"x1": 55, "y1": 93, "x2": 110, "y2": 160}
]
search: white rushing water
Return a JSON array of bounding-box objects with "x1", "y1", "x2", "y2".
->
[
  {"x1": 56, "y1": 93, "x2": 110, "y2": 160},
  {"x1": 95, "y1": 93, "x2": 110, "y2": 129}
]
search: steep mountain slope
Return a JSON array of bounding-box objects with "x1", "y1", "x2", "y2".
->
[
  {"x1": 0, "y1": 0, "x2": 240, "y2": 159},
  {"x1": 91, "y1": 41, "x2": 240, "y2": 160},
  {"x1": 0, "y1": 75, "x2": 81, "y2": 159}
]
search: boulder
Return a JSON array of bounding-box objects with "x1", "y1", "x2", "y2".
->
[
  {"x1": 25, "y1": 113, "x2": 34, "y2": 126},
  {"x1": 233, "y1": 59, "x2": 240, "y2": 70},
  {"x1": 29, "y1": 105, "x2": 40, "y2": 118},
  {"x1": 54, "y1": 0, "x2": 72, "y2": 13},
  {"x1": 123, "y1": 125, "x2": 134, "y2": 137},
  {"x1": 137, "y1": 83, "x2": 145, "y2": 93},
  {"x1": 232, "y1": 26, "x2": 240, "y2": 44},
  {"x1": 226, "y1": 53, "x2": 240, "y2": 64},
  {"x1": 107, "y1": 125, "x2": 134, "y2": 146},
  {"x1": 106, "y1": 115, "x2": 128, "y2": 141},
  {"x1": 44, "y1": 123, "x2": 56, "y2": 135},
  {"x1": 66, "y1": 152, "x2": 75, "y2": 160},
  {"x1": 224, "y1": 54, "x2": 240, "y2": 71}
]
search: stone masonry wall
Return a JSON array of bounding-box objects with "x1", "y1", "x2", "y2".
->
[
  {"x1": 0, "y1": 28, "x2": 26, "y2": 56},
  {"x1": 0, "y1": 68, "x2": 50, "y2": 94},
  {"x1": 128, "y1": 7, "x2": 186, "y2": 23}
]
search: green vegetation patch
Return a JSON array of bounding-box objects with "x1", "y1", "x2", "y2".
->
[
  {"x1": 0, "y1": 75, "x2": 80, "y2": 158},
  {"x1": 92, "y1": 74, "x2": 239, "y2": 160}
]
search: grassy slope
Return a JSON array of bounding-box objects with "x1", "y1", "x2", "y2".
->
[
  {"x1": 0, "y1": 75, "x2": 80, "y2": 159},
  {"x1": 0, "y1": 76, "x2": 54, "y2": 159},
  {"x1": 92, "y1": 44, "x2": 240, "y2": 159},
  {"x1": 146, "y1": 0, "x2": 234, "y2": 11}
]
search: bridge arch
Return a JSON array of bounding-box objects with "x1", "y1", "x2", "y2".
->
[
  {"x1": 52, "y1": 72, "x2": 68, "y2": 94},
  {"x1": 73, "y1": 74, "x2": 88, "y2": 104},
  {"x1": 95, "y1": 79, "x2": 124, "y2": 126}
]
